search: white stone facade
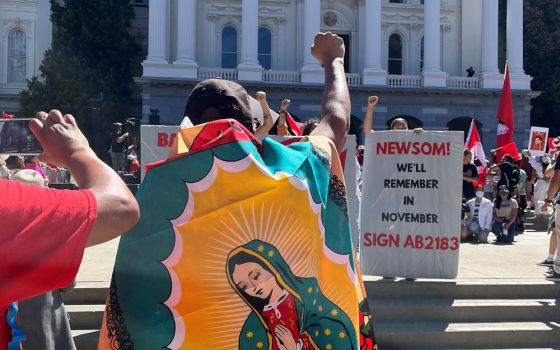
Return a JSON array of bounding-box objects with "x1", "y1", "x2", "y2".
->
[
  {"x1": 142, "y1": 0, "x2": 532, "y2": 90},
  {"x1": 0, "y1": 0, "x2": 51, "y2": 112}
]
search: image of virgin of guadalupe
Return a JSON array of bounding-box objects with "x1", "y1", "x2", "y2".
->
[{"x1": 227, "y1": 240, "x2": 357, "y2": 350}]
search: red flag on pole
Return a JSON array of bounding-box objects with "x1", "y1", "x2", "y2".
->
[
  {"x1": 286, "y1": 113, "x2": 303, "y2": 136},
  {"x1": 548, "y1": 137, "x2": 560, "y2": 153},
  {"x1": 2, "y1": 111, "x2": 14, "y2": 119},
  {"x1": 465, "y1": 119, "x2": 487, "y2": 187},
  {"x1": 495, "y1": 142, "x2": 520, "y2": 163},
  {"x1": 496, "y1": 64, "x2": 514, "y2": 148}
]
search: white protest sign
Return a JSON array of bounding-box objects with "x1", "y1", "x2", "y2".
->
[
  {"x1": 360, "y1": 131, "x2": 463, "y2": 279},
  {"x1": 528, "y1": 126, "x2": 549, "y2": 157},
  {"x1": 140, "y1": 125, "x2": 179, "y2": 180}
]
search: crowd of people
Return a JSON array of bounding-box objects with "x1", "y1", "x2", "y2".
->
[
  {"x1": 1, "y1": 31, "x2": 559, "y2": 349},
  {"x1": 461, "y1": 145, "x2": 559, "y2": 247}
]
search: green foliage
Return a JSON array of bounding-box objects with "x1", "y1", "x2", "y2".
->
[
  {"x1": 19, "y1": 0, "x2": 141, "y2": 153},
  {"x1": 524, "y1": 0, "x2": 560, "y2": 136}
]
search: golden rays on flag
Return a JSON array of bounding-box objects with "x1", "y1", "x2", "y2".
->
[{"x1": 161, "y1": 154, "x2": 358, "y2": 349}]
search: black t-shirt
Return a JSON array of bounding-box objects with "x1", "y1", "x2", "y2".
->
[
  {"x1": 110, "y1": 131, "x2": 125, "y2": 153},
  {"x1": 463, "y1": 163, "x2": 478, "y2": 199},
  {"x1": 498, "y1": 162, "x2": 519, "y2": 193}
]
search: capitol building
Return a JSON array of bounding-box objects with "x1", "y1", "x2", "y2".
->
[{"x1": 1, "y1": 0, "x2": 537, "y2": 147}]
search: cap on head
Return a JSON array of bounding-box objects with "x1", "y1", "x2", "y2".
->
[{"x1": 184, "y1": 79, "x2": 253, "y2": 130}]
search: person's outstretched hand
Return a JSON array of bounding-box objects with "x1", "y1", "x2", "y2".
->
[
  {"x1": 368, "y1": 96, "x2": 379, "y2": 108},
  {"x1": 29, "y1": 110, "x2": 92, "y2": 168},
  {"x1": 280, "y1": 99, "x2": 291, "y2": 112},
  {"x1": 311, "y1": 32, "x2": 345, "y2": 66},
  {"x1": 256, "y1": 91, "x2": 267, "y2": 103}
]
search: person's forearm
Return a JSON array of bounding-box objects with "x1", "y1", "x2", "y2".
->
[
  {"x1": 319, "y1": 58, "x2": 350, "y2": 151},
  {"x1": 255, "y1": 101, "x2": 274, "y2": 139},
  {"x1": 546, "y1": 172, "x2": 560, "y2": 201},
  {"x1": 66, "y1": 149, "x2": 139, "y2": 246},
  {"x1": 363, "y1": 107, "x2": 374, "y2": 134}
]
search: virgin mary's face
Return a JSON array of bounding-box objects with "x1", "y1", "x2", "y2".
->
[{"x1": 232, "y1": 262, "x2": 278, "y2": 300}]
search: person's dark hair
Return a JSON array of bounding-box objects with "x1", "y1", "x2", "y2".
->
[
  {"x1": 390, "y1": 118, "x2": 408, "y2": 130},
  {"x1": 183, "y1": 79, "x2": 253, "y2": 132},
  {"x1": 5, "y1": 156, "x2": 24, "y2": 170},
  {"x1": 302, "y1": 118, "x2": 320, "y2": 136},
  {"x1": 502, "y1": 154, "x2": 514, "y2": 164},
  {"x1": 227, "y1": 251, "x2": 275, "y2": 313},
  {"x1": 24, "y1": 156, "x2": 35, "y2": 164},
  {"x1": 494, "y1": 185, "x2": 512, "y2": 209},
  {"x1": 464, "y1": 150, "x2": 472, "y2": 157}
]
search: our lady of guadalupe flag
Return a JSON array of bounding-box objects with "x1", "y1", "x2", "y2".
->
[
  {"x1": 496, "y1": 64, "x2": 514, "y2": 148},
  {"x1": 97, "y1": 119, "x2": 379, "y2": 350},
  {"x1": 465, "y1": 119, "x2": 487, "y2": 187}
]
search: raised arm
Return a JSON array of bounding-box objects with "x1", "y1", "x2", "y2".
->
[
  {"x1": 309, "y1": 32, "x2": 350, "y2": 152},
  {"x1": 254, "y1": 91, "x2": 274, "y2": 139},
  {"x1": 30, "y1": 110, "x2": 140, "y2": 247},
  {"x1": 362, "y1": 96, "x2": 378, "y2": 134},
  {"x1": 276, "y1": 99, "x2": 291, "y2": 136}
]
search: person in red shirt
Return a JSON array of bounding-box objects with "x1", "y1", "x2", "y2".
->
[{"x1": 0, "y1": 110, "x2": 140, "y2": 349}]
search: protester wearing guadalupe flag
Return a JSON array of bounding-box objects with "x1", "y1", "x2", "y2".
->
[{"x1": 97, "y1": 32, "x2": 379, "y2": 350}]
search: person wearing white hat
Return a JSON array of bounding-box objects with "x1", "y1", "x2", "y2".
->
[{"x1": 0, "y1": 110, "x2": 140, "y2": 347}]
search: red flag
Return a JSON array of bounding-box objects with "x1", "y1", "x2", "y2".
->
[
  {"x1": 286, "y1": 113, "x2": 303, "y2": 136},
  {"x1": 495, "y1": 142, "x2": 520, "y2": 163},
  {"x1": 496, "y1": 64, "x2": 514, "y2": 148},
  {"x1": 465, "y1": 119, "x2": 487, "y2": 187},
  {"x1": 2, "y1": 111, "x2": 14, "y2": 119},
  {"x1": 548, "y1": 137, "x2": 560, "y2": 154}
]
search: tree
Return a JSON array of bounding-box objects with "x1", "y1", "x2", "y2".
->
[
  {"x1": 20, "y1": 0, "x2": 141, "y2": 156},
  {"x1": 524, "y1": 0, "x2": 560, "y2": 136}
]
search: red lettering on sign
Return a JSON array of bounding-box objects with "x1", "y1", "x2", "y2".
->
[
  {"x1": 157, "y1": 133, "x2": 169, "y2": 147},
  {"x1": 363, "y1": 234, "x2": 460, "y2": 251},
  {"x1": 375, "y1": 142, "x2": 450, "y2": 156}
]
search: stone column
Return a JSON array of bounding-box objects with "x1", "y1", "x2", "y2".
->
[
  {"x1": 362, "y1": 0, "x2": 387, "y2": 85},
  {"x1": 507, "y1": 0, "x2": 531, "y2": 89},
  {"x1": 300, "y1": 0, "x2": 323, "y2": 83},
  {"x1": 237, "y1": 0, "x2": 263, "y2": 81},
  {"x1": 422, "y1": 0, "x2": 446, "y2": 87},
  {"x1": 145, "y1": 0, "x2": 168, "y2": 64},
  {"x1": 480, "y1": 0, "x2": 502, "y2": 88},
  {"x1": 173, "y1": 0, "x2": 198, "y2": 78}
]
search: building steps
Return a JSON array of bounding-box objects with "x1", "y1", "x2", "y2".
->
[
  {"x1": 62, "y1": 279, "x2": 560, "y2": 349},
  {"x1": 368, "y1": 279, "x2": 560, "y2": 350}
]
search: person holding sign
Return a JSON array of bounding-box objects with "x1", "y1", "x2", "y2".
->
[
  {"x1": 362, "y1": 96, "x2": 423, "y2": 134},
  {"x1": 492, "y1": 185, "x2": 519, "y2": 244}
]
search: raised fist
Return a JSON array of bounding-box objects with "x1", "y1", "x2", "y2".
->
[
  {"x1": 280, "y1": 99, "x2": 291, "y2": 111},
  {"x1": 368, "y1": 96, "x2": 379, "y2": 107},
  {"x1": 311, "y1": 32, "x2": 345, "y2": 66},
  {"x1": 256, "y1": 91, "x2": 267, "y2": 102}
]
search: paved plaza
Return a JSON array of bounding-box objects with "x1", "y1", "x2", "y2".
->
[{"x1": 76, "y1": 216, "x2": 555, "y2": 285}]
